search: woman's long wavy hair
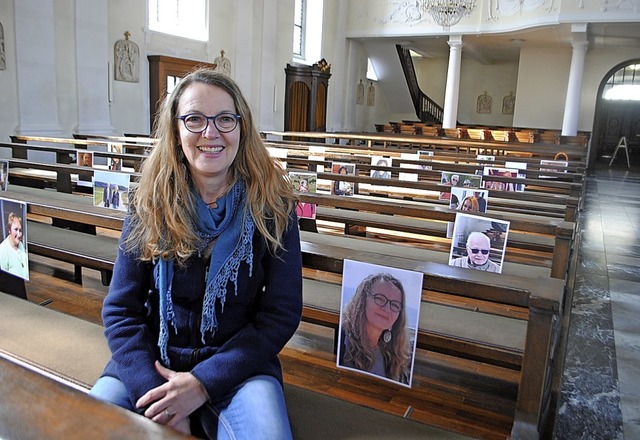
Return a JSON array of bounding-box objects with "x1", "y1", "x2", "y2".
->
[
  {"x1": 341, "y1": 273, "x2": 410, "y2": 381},
  {"x1": 124, "y1": 68, "x2": 296, "y2": 263}
]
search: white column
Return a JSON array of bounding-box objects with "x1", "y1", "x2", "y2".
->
[
  {"x1": 75, "y1": 0, "x2": 114, "y2": 134},
  {"x1": 14, "y1": 0, "x2": 63, "y2": 135},
  {"x1": 443, "y1": 35, "x2": 463, "y2": 129},
  {"x1": 561, "y1": 25, "x2": 588, "y2": 136}
]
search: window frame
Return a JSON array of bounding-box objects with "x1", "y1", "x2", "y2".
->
[
  {"x1": 293, "y1": 0, "x2": 306, "y2": 59},
  {"x1": 147, "y1": 0, "x2": 209, "y2": 42}
]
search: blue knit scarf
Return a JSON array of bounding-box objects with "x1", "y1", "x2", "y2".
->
[{"x1": 154, "y1": 180, "x2": 255, "y2": 366}]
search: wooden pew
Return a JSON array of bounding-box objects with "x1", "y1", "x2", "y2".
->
[
  {"x1": 0, "y1": 352, "x2": 192, "y2": 439},
  {"x1": 5, "y1": 173, "x2": 573, "y2": 439},
  {"x1": 262, "y1": 130, "x2": 588, "y2": 163},
  {"x1": 289, "y1": 239, "x2": 567, "y2": 439},
  {"x1": 2, "y1": 136, "x2": 582, "y2": 439},
  {"x1": 3, "y1": 152, "x2": 576, "y2": 281}
]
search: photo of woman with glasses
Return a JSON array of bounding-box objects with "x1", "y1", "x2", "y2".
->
[
  {"x1": 337, "y1": 260, "x2": 422, "y2": 387},
  {"x1": 448, "y1": 213, "x2": 510, "y2": 274}
]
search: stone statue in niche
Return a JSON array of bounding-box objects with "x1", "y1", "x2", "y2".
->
[
  {"x1": 0, "y1": 22, "x2": 6, "y2": 70},
  {"x1": 214, "y1": 50, "x2": 231, "y2": 76},
  {"x1": 114, "y1": 31, "x2": 139, "y2": 82},
  {"x1": 356, "y1": 79, "x2": 364, "y2": 105},
  {"x1": 476, "y1": 91, "x2": 492, "y2": 114},
  {"x1": 502, "y1": 91, "x2": 515, "y2": 115},
  {"x1": 367, "y1": 81, "x2": 375, "y2": 106}
]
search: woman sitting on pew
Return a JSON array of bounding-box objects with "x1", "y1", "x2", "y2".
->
[
  {"x1": 90, "y1": 68, "x2": 303, "y2": 439},
  {"x1": 338, "y1": 273, "x2": 410, "y2": 385}
]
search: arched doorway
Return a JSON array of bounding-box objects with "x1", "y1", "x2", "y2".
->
[{"x1": 591, "y1": 60, "x2": 640, "y2": 168}]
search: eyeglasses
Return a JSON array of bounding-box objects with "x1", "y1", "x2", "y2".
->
[
  {"x1": 468, "y1": 248, "x2": 490, "y2": 255},
  {"x1": 176, "y1": 112, "x2": 241, "y2": 133},
  {"x1": 368, "y1": 293, "x2": 402, "y2": 313}
]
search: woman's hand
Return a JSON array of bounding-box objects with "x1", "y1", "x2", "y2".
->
[{"x1": 136, "y1": 361, "x2": 210, "y2": 430}]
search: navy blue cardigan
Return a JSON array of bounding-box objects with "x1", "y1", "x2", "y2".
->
[{"x1": 100, "y1": 213, "x2": 303, "y2": 408}]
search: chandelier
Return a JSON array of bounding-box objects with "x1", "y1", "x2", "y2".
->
[{"x1": 423, "y1": 0, "x2": 476, "y2": 28}]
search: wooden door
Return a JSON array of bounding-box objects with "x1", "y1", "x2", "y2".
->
[
  {"x1": 148, "y1": 56, "x2": 217, "y2": 133},
  {"x1": 597, "y1": 101, "x2": 640, "y2": 158}
]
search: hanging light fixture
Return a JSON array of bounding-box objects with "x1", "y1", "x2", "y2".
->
[{"x1": 423, "y1": 0, "x2": 476, "y2": 28}]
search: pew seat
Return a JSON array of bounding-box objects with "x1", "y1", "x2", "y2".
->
[
  {"x1": 0, "y1": 291, "x2": 470, "y2": 440},
  {"x1": 27, "y1": 220, "x2": 118, "y2": 285}
]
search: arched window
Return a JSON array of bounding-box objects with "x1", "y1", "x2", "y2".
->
[
  {"x1": 148, "y1": 0, "x2": 208, "y2": 41},
  {"x1": 603, "y1": 64, "x2": 640, "y2": 101}
]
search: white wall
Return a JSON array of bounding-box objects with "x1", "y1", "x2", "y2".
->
[
  {"x1": 580, "y1": 47, "x2": 640, "y2": 131},
  {"x1": 458, "y1": 59, "x2": 519, "y2": 126},
  {"x1": 2, "y1": 0, "x2": 639, "y2": 144},
  {"x1": 513, "y1": 47, "x2": 571, "y2": 130},
  {"x1": 0, "y1": 0, "x2": 19, "y2": 147}
]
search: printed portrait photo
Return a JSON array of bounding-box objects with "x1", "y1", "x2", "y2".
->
[
  {"x1": 539, "y1": 159, "x2": 568, "y2": 178},
  {"x1": 93, "y1": 170, "x2": 131, "y2": 212},
  {"x1": 109, "y1": 143, "x2": 123, "y2": 172},
  {"x1": 331, "y1": 162, "x2": 356, "y2": 196},
  {"x1": 370, "y1": 156, "x2": 391, "y2": 179},
  {"x1": 289, "y1": 171, "x2": 317, "y2": 220},
  {"x1": 0, "y1": 198, "x2": 29, "y2": 280},
  {"x1": 448, "y1": 213, "x2": 510, "y2": 274},
  {"x1": 337, "y1": 259, "x2": 423, "y2": 388},
  {"x1": 439, "y1": 171, "x2": 483, "y2": 200},
  {"x1": 77, "y1": 150, "x2": 94, "y2": 168},
  {"x1": 482, "y1": 167, "x2": 524, "y2": 192},
  {"x1": 447, "y1": 188, "x2": 489, "y2": 238}
]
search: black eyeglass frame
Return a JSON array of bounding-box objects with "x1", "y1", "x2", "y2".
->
[
  {"x1": 468, "y1": 248, "x2": 490, "y2": 255},
  {"x1": 368, "y1": 293, "x2": 403, "y2": 313},
  {"x1": 176, "y1": 112, "x2": 241, "y2": 134}
]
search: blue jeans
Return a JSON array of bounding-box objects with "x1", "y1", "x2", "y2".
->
[{"x1": 90, "y1": 374, "x2": 293, "y2": 440}]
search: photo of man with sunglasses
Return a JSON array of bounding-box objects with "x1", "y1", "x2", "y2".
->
[
  {"x1": 451, "y1": 231, "x2": 501, "y2": 272},
  {"x1": 449, "y1": 213, "x2": 509, "y2": 273}
]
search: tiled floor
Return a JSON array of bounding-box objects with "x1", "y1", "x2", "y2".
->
[{"x1": 555, "y1": 161, "x2": 640, "y2": 439}]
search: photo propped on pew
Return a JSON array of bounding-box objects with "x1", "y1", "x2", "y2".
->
[
  {"x1": 438, "y1": 171, "x2": 482, "y2": 201},
  {"x1": 93, "y1": 170, "x2": 131, "y2": 212},
  {"x1": 77, "y1": 150, "x2": 94, "y2": 168},
  {"x1": 0, "y1": 198, "x2": 29, "y2": 281},
  {"x1": 337, "y1": 259, "x2": 422, "y2": 388},
  {"x1": 76, "y1": 151, "x2": 95, "y2": 188},
  {"x1": 447, "y1": 188, "x2": 489, "y2": 238},
  {"x1": 289, "y1": 171, "x2": 317, "y2": 220},
  {"x1": 331, "y1": 162, "x2": 356, "y2": 196},
  {"x1": 505, "y1": 161, "x2": 528, "y2": 191},
  {"x1": 482, "y1": 166, "x2": 524, "y2": 192},
  {"x1": 370, "y1": 156, "x2": 391, "y2": 179},
  {"x1": 539, "y1": 159, "x2": 569, "y2": 178},
  {"x1": 448, "y1": 213, "x2": 510, "y2": 274},
  {"x1": 0, "y1": 160, "x2": 8, "y2": 191}
]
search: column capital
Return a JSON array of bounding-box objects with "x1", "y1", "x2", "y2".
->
[{"x1": 448, "y1": 34, "x2": 463, "y2": 49}]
